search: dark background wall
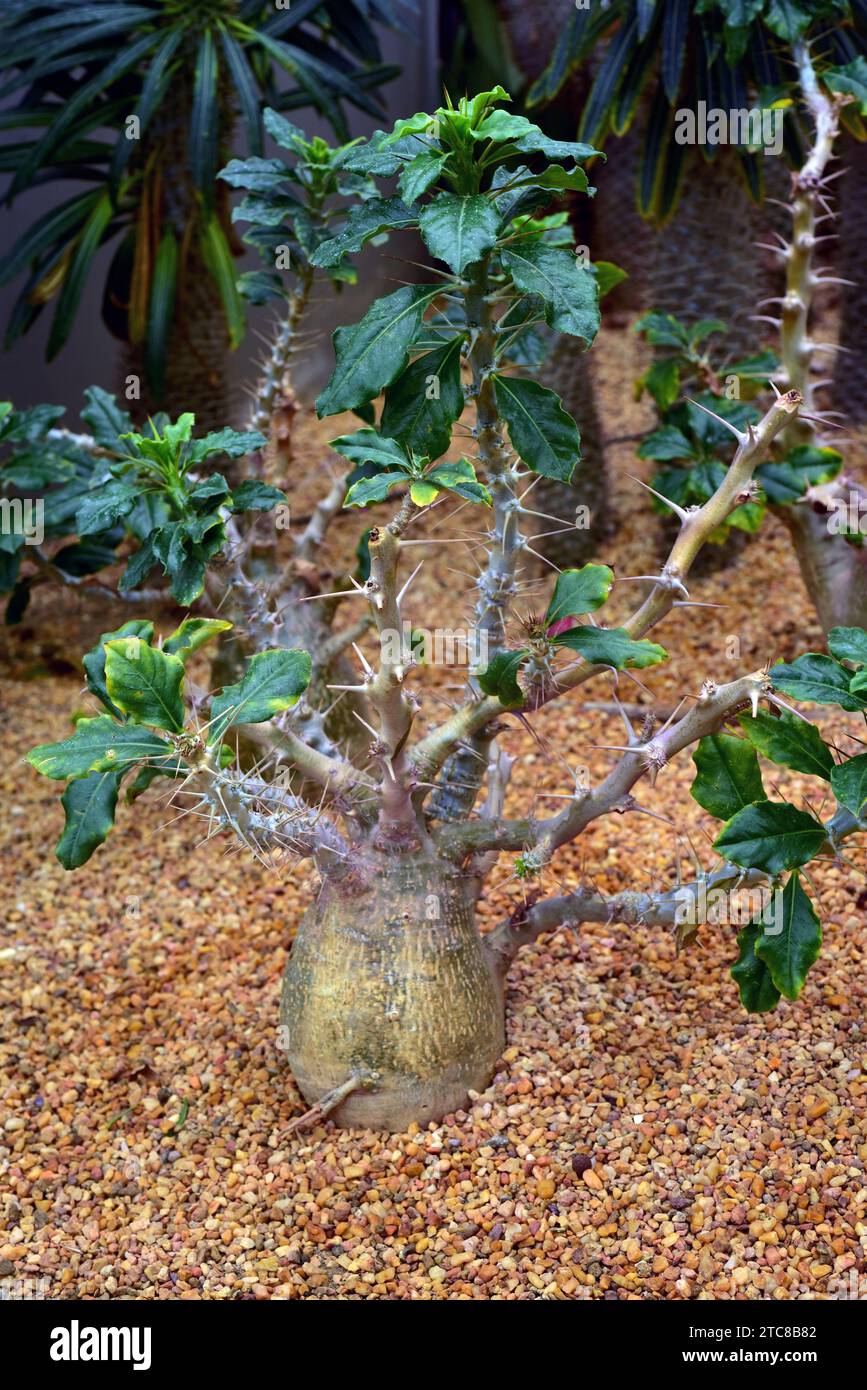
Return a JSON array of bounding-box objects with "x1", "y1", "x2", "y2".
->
[{"x1": 0, "y1": 5, "x2": 441, "y2": 422}]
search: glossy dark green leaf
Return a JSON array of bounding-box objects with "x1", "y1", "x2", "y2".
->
[
  {"x1": 316, "y1": 285, "x2": 440, "y2": 417},
  {"x1": 661, "y1": 0, "x2": 690, "y2": 101},
  {"x1": 418, "y1": 193, "x2": 501, "y2": 275},
  {"x1": 739, "y1": 710, "x2": 834, "y2": 782},
  {"x1": 501, "y1": 244, "x2": 599, "y2": 346},
  {"x1": 209, "y1": 648, "x2": 312, "y2": 742},
  {"x1": 830, "y1": 753, "x2": 867, "y2": 816},
  {"x1": 380, "y1": 338, "x2": 464, "y2": 462},
  {"x1": 311, "y1": 197, "x2": 418, "y2": 269},
  {"x1": 731, "y1": 921, "x2": 782, "y2": 1014},
  {"x1": 329, "y1": 430, "x2": 409, "y2": 471},
  {"x1": 104, "y1": 636, "x2": 185, "y2": 732},
  {"x1": 553, "y1": 625, "x2": 667, "y2": 669},
  {"x1": 545, "y1": 565, "x2": 613, "y2": 626},
  {"x1": 219, "y1": 28, "x2": 263, "y2": 158},
  {"x1": 691, "y1": 732, "x2": 765, "y2": 820},
  {"x1": 56, "y1": 769, "x2": 121, "y2": 869},
  {"x1": 81, "y1": 386, "x2": 132, "y2": 449},
  {"x1": 28, "y1": 715, "x2": 170, "y2": 781},
  {"x1": 398, "y1": 151, "x2": 450, "y2": 203},
  {"x1": 756, "y1": 445, "x2": 842, "y2": 504},
  {"x1": 477, "y1": 649, "x2": 527, "y2": 708},
  {"x1": 713, "y1": 799, "x2": 827, "y2": 874},
  {"x1": 187, "y1": 428, "x2": 265, "y2": 464},
  {"x1": 493, "y1": 376, "x2": 582, "y2": 482},
  {"x1": 755, "y1": 871, "x2": 821, "y2": 1001},
  {"x1": 828, "y1": 625, "x2": 867, "y2": 668},
  {"x1": 76, "y1": 482, "x2": 138, "y2": 537},
  {"x1": 229, "y1": 480, "x2": 285, "y2": 513},
  {"x1": 771, "y1": 653, "x2": 865, "y2": 711}
]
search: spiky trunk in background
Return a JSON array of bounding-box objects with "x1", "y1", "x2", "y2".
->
[
  {"x1": 117, "y1": 73, "x2": 235, "y2": 432},
  {"x1": 494, "y1": 2, "x2": 788, "y2": 570},
  {"x1": 774, "y1": 42, "x2": 867, "y2": 634},
  {"x1": 833, "y1": 133, "x2": 867, "y2": 436},
  {"x1": 206, "y1": 289, "x2": 373, "y2": 758}
]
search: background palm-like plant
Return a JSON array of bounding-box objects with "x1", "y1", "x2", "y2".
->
[
  {"x1": 439, "y1": 0, "x2": 867, "y2": 571},
  {"x1": 0, "y1": 0, "x2": 405, "y2": 422},
  {"x1": 524, "y1": 0, "x2": 866, "y2": 220}
]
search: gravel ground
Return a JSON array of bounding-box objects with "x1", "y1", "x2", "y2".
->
[{"x1": 1, "y1": 326, "x2": 866, "y2": 1301}]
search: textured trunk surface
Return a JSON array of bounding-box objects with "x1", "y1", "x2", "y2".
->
[
  {"x1": 280, "y1": 855, "x2": 505, "y2": 1130},
  {"x1": 782, "y1": 508, "x2": 867, "y2": 632},
  {"x1": 532, "y1": 341, "x2": 609, "y2": 567},
  {"x1": 118, "y1": 72, "x2": 235, "y2": 433},
  {"x1": 210, "y1": 569, "x2": 369, "y2": 758},
  {"x1": 833, "y1": 133, "x2": 867, "y2": 431}
]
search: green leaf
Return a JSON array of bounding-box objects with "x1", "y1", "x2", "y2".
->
[
  {"x1": 146, "y1": 231, "x2": 178, "y2": 398},
  {"x1": 47, "y1": 190, "x2": 113, "y2": 360},
  {"x1": 209, "y1": 648, "x2": 312, "y2": 742},
  {"x1": 27, "y1": 716, "x2": 170, "y2": 781},
  {"x1": 591, "y1": 261, "x2": 628, "y2": 299},
  {"x1": 81, "y1": 386, "x2": 132, "y2": 449},
  {"x1": 427, "y1": 458, "x2": 492, "y2": 505},
  {"x1": 104, "y1": 638, "x2": 185, "y2": 732},
  {"x1": 824, "y1": 57, "x2": 867, "y2": 116},
  {"x1": 311, "y1": 197, "x2": 419, "y2": 269},
  {"x1": 691, "y1": 733, "x2": 766, "y2": 820},
  {"x1": 502, "y1": 243, "x2": 600, "y2": 346},
  {"x1": 731, "y1": 921, "x2": 782, "y2": 1014},
  {"x1": 316, "y1": 285, "x2": 440, "y2": 417},
  {"x1": 380, "y1": 338, "x2": 465, "y2": 462},
  {"x1": 418, "y1": 193, "x2": 501, "y2": 275},
  {"x1": 190, "y1": 29, "x2": 218, "y2": 195},
  {"x1": 398, "y1": 151, "x2": 451, "y2": 203},
  {"x1": 637, "y1": 424, "x2": 697, "y2": 462},
  {"x1": 851, "y1": 669, "x2": 867, "y2": 698},
  {"x1": 545, "y1": 565, "x2": 613, "y2": 626},
  {"x1": 828, "y1": 626, "x2": 867, "y2": 668},
  {"x1": 739, "y1": 710, "x2": 834, "y2": 782},
  {"x1": 764, "y1": 0, "x2": 811, "y2": 43},
  {"x1": 641, "y1": 358, "x2": 680, "y2": 411},
  {"x1": 163, "y1": 617, "x2": 232, "y2": 661},
  {"x1": 262, "y1": 108, "x2": 307, "y2": 152},
  {"x1": 187, "y1": 428, "x2": 265, "y2": 464},
  {"x1": 713, "y1": 800, "x2": 827, "y2": 874},
  {"x1": 200, "y1": 214, "x2": 245, "y2": 350},
  {"x1": 477, "y1": 649, "x2": 528, "y2": 708},
  {"x1": 229, "y1": 480, "x2": 285, "y2": 513},
  {"x1": 756, "y1": 445, "x2": 842, "y2": 504},
  {"x1": 635, "y1": 311, "x2": 691, "y2": 350},
  {"x1": 329, "y1": 430, "x2": 409, "y2": 471},
  {"x1": 343, "y1": 471, "x2": 407, "y2": 508},
  {"x1": 553, "y1": 625, "x2": 667, "y2": 669},
  {"x1": 771, "y1": 653, "x2": 865, "y2": 712},
  {"x1": 830, "y1": 753, "x2": 867, "y2": 817},
  {"x1": 56, "y1": 770, "x2": 121, "y2": 870},
  {"x1": 75, "y1": 482, "x2": 138, "y2": 537},
  {"x1": 471, "y1": 111, "x2": 599, "y2": 163},
  {"x1": 82, "y1": 620, "x2": 155, "y2": 717},
  {"x1": 493, "y1": 376, "x2": 582, "y2": 482},
  {"x1": 755, "y1": 872, "x2": 821, "y2": 1001}
]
